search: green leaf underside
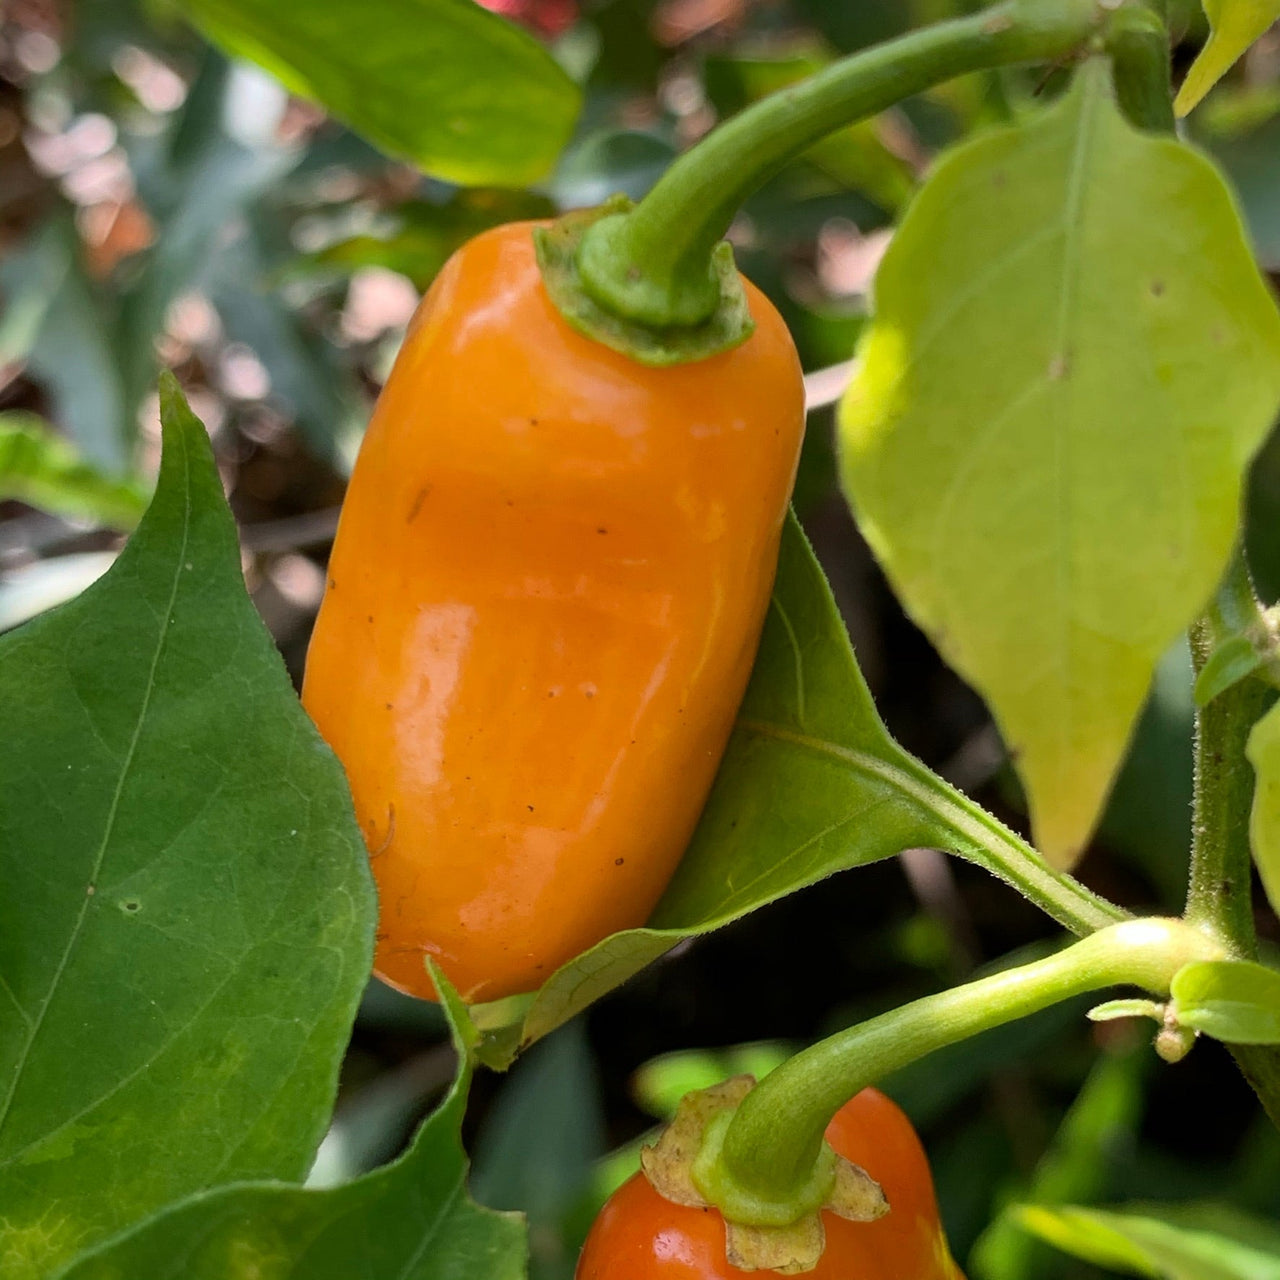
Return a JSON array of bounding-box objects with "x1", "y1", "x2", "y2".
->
[
  {"x1": 52, "y1": 974, "x2": 524, "y2": 1280},
  {"x1": 176, "y1": 0, "x2": 580, "y2": 186},
  {"x1": 840, "y1": 62, "x2": 1280, "y2": 869},
  {"x1": 0, "y1": 377, "x2": 375, "y2": 1280},
  {"x1": 1171, "y1": 959, "x2": 1280, "y2": 1044},
  {"x1": 0, "y1": 412, "x2": 147, "y2": 530},
  {"x1": 1247, "y1": 698, "x2": 1280, "y2": 917},
  {"x1": 1175, "y1": 1, "x2": 1280, "y2": 118},
  {"x1": 475, "y1": 513, "x2": 1119, "y2": 1069},
  {"x1": 1014, "y1": 1202, "x2": 1280, "y2": 1280}
]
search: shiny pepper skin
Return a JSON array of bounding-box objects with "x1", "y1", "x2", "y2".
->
[
  {"x1": 302, "y1": 221, "x2": 805, "y2": 1003},
  {"x1": 575, "y1": 1088, "x2": 965, "y2": 1279}
]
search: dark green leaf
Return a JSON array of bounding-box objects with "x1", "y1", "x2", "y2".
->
[
  {"x1": 471, "y1": 1022, "x2": 602, "y2": 1279},
  {"x1": 0, "y1": 412, "x2": 148, "y2": 530},
  {"x1": 0, "y1": 555, "x2": 120, "y2": 634},
  {"x1": 54, "y1": 974, "x2": 525, "y2": 1280},
  {"x1": 1171, "y1": 959, "x2": 1280, "y2": 1044},
  {"x1": 0, "y1": 377, "x2": 375, "y2": 1279},
  {"x1": 174, "y1": 0, "x2": 581, "y2": 185}
]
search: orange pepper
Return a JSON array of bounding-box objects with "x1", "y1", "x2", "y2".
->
[
  {"x1": 575, "y1": 1088, "x2": 965, "y2": 1279},
  {"x1": 302, "y1": 221, "x2": 804, "y2": 1002}
]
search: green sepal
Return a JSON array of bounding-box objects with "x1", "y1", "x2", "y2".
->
[
  {"x1": 427, "y1": 958, "x2": 482, "y2": 1060},
  {"x1": 1170, "y1": 959, "x2": 1280, "y2": 1045},
  {"x1": 1194, "y1": 633, "x2": 1267, "y2": 705},
  {"x1": 534, "y1": 200, "x2": 755, "y2": 367},
  {"x1": 692, "y1": 1110, "x2": 838, "y2": 1229}
]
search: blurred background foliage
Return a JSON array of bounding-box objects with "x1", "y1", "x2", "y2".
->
[{"x1": 1, "y1": 0, "x2": 1279, "y2": 1276}]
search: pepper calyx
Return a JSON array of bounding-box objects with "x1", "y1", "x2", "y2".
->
[
  {"x1": 533, "y1": 200, "x2": 755, "y2": 367},
  {"x1": 639, "y1": 1075, "x2": 887, "y2": 1275}
]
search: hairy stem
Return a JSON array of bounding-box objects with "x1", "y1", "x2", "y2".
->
[
  {"x1": 1187, "y1": 551, "x2": 1269, "y2": 956},
  {"x1": 575, "y1": 0, "x2": 1107, "y2": 328}
]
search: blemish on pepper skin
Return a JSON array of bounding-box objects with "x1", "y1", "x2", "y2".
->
[
  {"x1": 614, "y1": 857, "x2": 625, "y2": 866},
  {"x1": 328, "y1": 577, "x2": 337, "y2": 590},
  {"x1": 597, "y1": 527, "x2": 608, "y2": 534},
  {"x1": 367, "y1": 615, "x2": 374, "y2": 624},
  {"x1": 1150, "y1": 280, "x2": 1165, "y2": 297},
  {"x1": 407, "y1": 486, "x2": 431, "y2": 522},
  {"x1": 527, "y1": 804, "x2": 535, "y2": 812},
  {"x1": 119, "y1": 899, "x2": 141, "y2": 914},
  {"x1": 370, "y1": 804, "x2": 396, "y2": 856}
]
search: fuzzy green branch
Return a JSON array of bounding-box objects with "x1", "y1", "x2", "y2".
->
[
  {"x1": 1187, "y1": 552, "x2": 1270, "y2": 956},
  {"x1": 572, "y1": 0, "x2": 1109, "y2": 331},
  {"x1": 702, "y1": 918, "x2": 1224, "y2": 1223}
]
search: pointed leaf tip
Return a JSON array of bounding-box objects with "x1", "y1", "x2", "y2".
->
[{"x1": 1174, "y1": 2, "x2": 1280, "y2": 117}]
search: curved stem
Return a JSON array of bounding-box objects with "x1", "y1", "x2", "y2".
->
[
  {"x1": 576, "y1": 0, "x2": 1107, "y2": 328},
  {"x1": 712, "y1": 918, "x2": 1224, "y2": 1215}
]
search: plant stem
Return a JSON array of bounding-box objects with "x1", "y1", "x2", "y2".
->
[
  {"x1": 1187, "y1": 550, "x2": 1270, "y2": 957},
  {"x1": 1104, "y1": 3, "x2": 1175, "y2": 132},
  {"x1": 1186, "y1": 550, "x2": 1280, "y2": 1128},
  {"x1": 711, "y1": 919, "x2": 1224, "y2": 1217},
  {"x1": 575, "y1": 0, "x2": 1107, "y2": 329}
]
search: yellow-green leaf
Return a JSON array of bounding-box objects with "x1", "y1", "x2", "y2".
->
[
  {"x1": 839, "y1": 62, "x2": 1280, "y2": 868},
  {"x1": 1246, "y1": 698, "x2": 1280, "y2": 916},
  {"x1": 1175, "y1": 0, "x2": 1280, "y2": 118}
]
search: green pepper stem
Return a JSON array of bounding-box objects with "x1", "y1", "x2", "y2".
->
[
  {"x1": 1187, "y1": 549, "x2": 1269, "y2": 956},
  {"x1": 712, "y1": 918, "x2": 1224, "y2": 1217},
  {"x1": 576, "y1": 0, "x2": 1109, "y2": 329},
  {"x1": 1105, "y1": 3, "x2": 1175, "y2": 133}
]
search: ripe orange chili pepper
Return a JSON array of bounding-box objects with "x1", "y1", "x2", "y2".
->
[
  {"x1": 575, "y1": 1088, "x2": 965, "y2": 1279},
  {"x1": 302, "y1": 221, "x2": 805, "y2": 1002}
]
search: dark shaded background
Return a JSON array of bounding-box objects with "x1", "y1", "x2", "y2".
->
[{"x1": 2, "y1": 1, "x2": 1279, "y2": 1275}]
